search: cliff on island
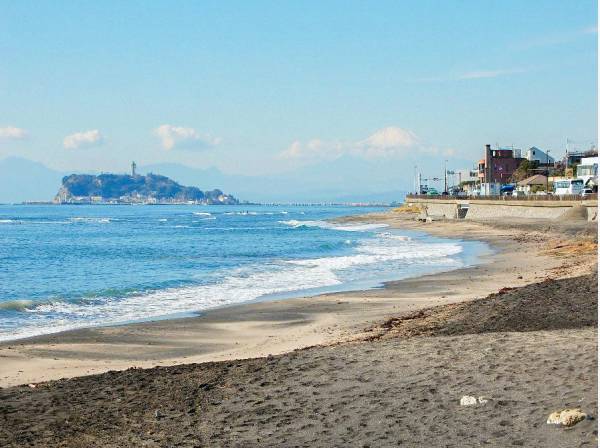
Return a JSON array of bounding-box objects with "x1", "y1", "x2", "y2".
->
[{"x1": 54, "y1": 173, "x2": 239, "y2": 205}]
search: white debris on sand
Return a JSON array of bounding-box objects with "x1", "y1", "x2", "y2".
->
[{"x1": 460, "y1": 395, "x2": 490, "y2": 406}]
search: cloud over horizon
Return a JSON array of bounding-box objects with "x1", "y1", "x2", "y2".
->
[
  {"x1": 416, "y1": 67, "x2": 529, "y2": 83},
  {"x1": 63, "y1": 130, "x2": 103, "y2": 149},
  {"x1": 279, "y1": 126, "x2": 428, "y2": 163},
  {"x1": 0, "y1": 126, "x2": 27, "y2": 140},
  {"x1": 154, "y1": 125, "x2": 221, "y2": 150}
]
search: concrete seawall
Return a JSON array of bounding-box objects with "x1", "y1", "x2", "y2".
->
[{"x1": 405, "y1": 198, "x2": 598, "y2": 221}]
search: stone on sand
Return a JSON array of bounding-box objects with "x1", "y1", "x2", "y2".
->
[
  {"x1": 546, "y1": 409, "x2": 587, "y2": 427},
  {"x1": 460, "y1": 395, "x2": 490, "y2": 406}
]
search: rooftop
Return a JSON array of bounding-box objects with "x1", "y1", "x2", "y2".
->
[{"x1": 518, "y1": 174, "x2": 548, "y2": 186}]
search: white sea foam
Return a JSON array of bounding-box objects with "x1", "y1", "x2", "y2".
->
[
  {"x1": 225, "y1": 211, "x2": 289, "y2": 216},
  {"x1": 279, "y1": 219, "x2": 388, "y2": 232},
  {"x1": 193, "y1": 216, "x2": 217, "y2": 220},
  {"x1": 70, "y1": 217, "x2": 112, "y2": 223},
  {"x1": 0, "y1": 230, "x2": 465, "y2": 341},
  {"x1": 0, "y1": 219, "x2": 73, "y2": 225},
  {"x1": 193, "y1": 212, "x2": 213, "y2": 216}
]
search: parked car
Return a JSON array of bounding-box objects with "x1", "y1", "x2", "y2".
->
[
  {"x1": 426, "y1": 188, "x2": 439, "y2": 196},
  {"x1": 449, "y1": 186, "x2": 466, "y2": 197},
  {"x1": 512, "y1": 190, "x2": 526, "y2": 198},
  {"x1": 581, "y1": 188, "x2": 594, "y2": 198}
]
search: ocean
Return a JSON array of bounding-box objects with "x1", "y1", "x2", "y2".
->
[{"x1": 0, "y1": 204, "x2": 488, "y2": 341}]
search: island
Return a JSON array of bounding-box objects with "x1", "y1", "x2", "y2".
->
[{"x1": 54, "y1": 171, "x2": 238, "y2": 205}]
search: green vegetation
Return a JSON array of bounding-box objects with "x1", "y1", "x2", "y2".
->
[
  {"x1": 56, "y1": 173, "x2": 238, "y2": 204},
  {"x1": 510, "y1": 160, "x2": 537, "y2": 182}
]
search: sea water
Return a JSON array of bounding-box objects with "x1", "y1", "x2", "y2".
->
[{"x1": 0, "y1": 204, "x2": 488, "y2": 341}]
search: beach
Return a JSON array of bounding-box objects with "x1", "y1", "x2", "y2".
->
[{"x1": 1, "y1": 211, "x2": 597, "y2": 447}]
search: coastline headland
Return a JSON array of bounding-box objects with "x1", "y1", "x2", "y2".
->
[
  {"x1": 54, "y1": 172, "x2": 239, "y2": 205},
  {"x1": 1, "y1": 209, "x2": 597, "y2": 447}
]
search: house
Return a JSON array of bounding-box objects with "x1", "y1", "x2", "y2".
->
[
  {"x1": 525, "y1": 147, "x2": 555, "y2": 165},
  {"x1": 517, "y1": 174, "x2": 548, "y2": 195}
]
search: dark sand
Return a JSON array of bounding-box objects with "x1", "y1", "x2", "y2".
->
[
  {"x1": 3, "y1": 215, "x2": 576, "y2": 387},
  {"x1": 1, "y1": 270, "x2": 597, "y2": 447},
  {"x1": 1, "y1": 213, "x2": 597, "y2": 447}
]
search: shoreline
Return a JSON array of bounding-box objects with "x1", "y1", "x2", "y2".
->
[
  {"x1": 0, "y1": 225, "x2": 490, "y2": 344},
  {"x1": 1, "y1": 213, "x2": 592, "y2": 388}
]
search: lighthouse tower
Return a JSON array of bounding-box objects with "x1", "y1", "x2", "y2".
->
[{"x1": 131, "y1": 161, "x2": 137, "y2": 177}]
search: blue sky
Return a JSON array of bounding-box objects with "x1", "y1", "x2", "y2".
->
[{"x1": 0, "y1": 0, "x2": 597, "y2": 194}]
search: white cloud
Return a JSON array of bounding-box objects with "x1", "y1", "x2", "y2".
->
[
  {"x1": 515, "y1": 26, "x2": 597, "y2": 50},
  {"x1": 0, "y1": 126, "x2": 27, "y2": 140},
  {"x1": 457, "y1": 68, "x2": 527, "y2": 80},
  {"x1": 416, "y1": 68, "x2": 528, "y2": 82},
  {"x1": 63, "y1": 130, "x2": 103, "y2": 149},
  {"x1": 154, "y1": 124, "x2": 221, "y2": 150},
  {"x1": 279, "y1": 126, "x2": 431, "y2": 163}
]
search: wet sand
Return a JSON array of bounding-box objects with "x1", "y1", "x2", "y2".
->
[
  {"x1": 0, "y1": 213, "x2": 597, "y2": 447},
  {"x1": 0, "y1": 215, "x2": 588, "y2": 387},
  {"x1": 1, "y1": 268, "x2": 597, "y2": 447}
]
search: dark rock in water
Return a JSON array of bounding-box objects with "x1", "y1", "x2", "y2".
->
[{"x1": 54, "y1": 173, "x2": 239, "y2": 204}]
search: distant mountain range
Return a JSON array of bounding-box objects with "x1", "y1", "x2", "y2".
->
[
  {"x1": 0, "y1": 156, "x2": 409, "y2": 204},
  {"x1": 140, "y1": 158, "x2": 409, "y2": 203},
  {"x1": 0, "y1": 157, "x2": 65, "y2": 203}
]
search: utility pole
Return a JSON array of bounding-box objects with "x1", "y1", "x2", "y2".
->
[
  {"x1": 444, "y1": 160, "x2": 448, "y2": 193},
  {"x1": 413, "y1": 165, "x2": 418, "y2": 194},
  {"x1": 546, "y1": 150, "x2": 551, "y2": 193}
]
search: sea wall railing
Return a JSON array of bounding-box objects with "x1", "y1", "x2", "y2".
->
[{"x1": 405, "y1": 194, "x2": 597, "y2": 202}]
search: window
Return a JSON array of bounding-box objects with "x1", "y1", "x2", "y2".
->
[{"x1": 577, "y1": 165, "x2": 597, "y2": 177}]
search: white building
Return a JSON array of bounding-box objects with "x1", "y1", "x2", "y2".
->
[
  {"x1": 577, "y1": 156, "x2": 598, "y2": 188},
  {"x1": 455, "y1": 169, "x2": 479, "y2": 184},
  {"x1": 525, "y1": 147, "x2": 555, "y2": 165}
]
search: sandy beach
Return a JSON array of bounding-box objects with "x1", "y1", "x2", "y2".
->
[
  {"x1": 1, "y1": 212, "x2": 597, "y2": 447},
  {"x1": 0, "y1": 214, "x2": 588, "y2": 387}
]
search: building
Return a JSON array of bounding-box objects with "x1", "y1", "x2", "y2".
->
[
  {"x1": 577, "y1": 156, "x2": 598, "y2": 190},
  {"x1": 455, "y1": 169, "x2": 478, "y2": 184},
  {"x1": 477, "y1": 144, "x2": 524, "y2": 184},
  {"x1": 517, "y1": 174, "x2": 548, "y2": 195},
  {"x1": 525, "y1": 147, "x2": 554, "y2": 165},
  {"x1": 564, "y1": 151, "x2": 589, "y2": 168}
]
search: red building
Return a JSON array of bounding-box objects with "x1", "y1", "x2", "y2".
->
[{"x1": 477, "y1": 144, "x2": 523, "y2": 184}]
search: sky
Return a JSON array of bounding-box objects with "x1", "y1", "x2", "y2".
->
[{"x1": 0, "y1": 0, "x2": 597, "y2": 196}]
